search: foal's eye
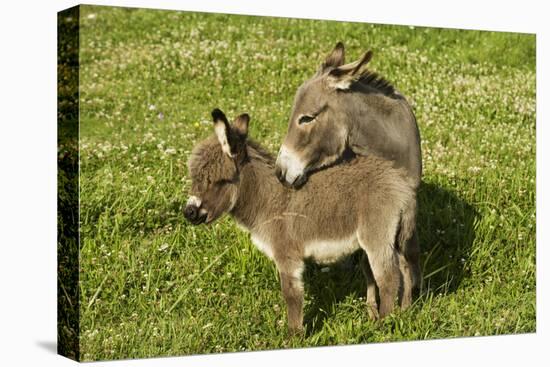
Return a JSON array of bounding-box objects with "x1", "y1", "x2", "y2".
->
[
  {"x1": 214, "y1": 178, "x2": 233, "y2": 186},
  {"x1": 298, "y1": 115, "x2": 315, "y2": 125}
]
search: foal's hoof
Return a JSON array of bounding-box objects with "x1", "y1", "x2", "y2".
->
[
  {"x1": 367, "y1": 302, "x2": 379, "y2": 321},
  {"x1": 400, "y1": 296, "x2": 413, "y2": 311},
  {"x1": 288, "y1": 326, "x2": 305, "y2": 338}
]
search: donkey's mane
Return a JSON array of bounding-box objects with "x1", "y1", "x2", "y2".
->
[{"x1": 355, "y1": 70, "x2": 396, "y2": 97}]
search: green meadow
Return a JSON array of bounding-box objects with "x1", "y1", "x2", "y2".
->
[{"x1": 69, "y1": 5, "x2": 535, "y2": 361}]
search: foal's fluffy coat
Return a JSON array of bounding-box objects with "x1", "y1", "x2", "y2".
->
[{"x1": 185, "y1": 110, "x2": 418, "y2": 333}]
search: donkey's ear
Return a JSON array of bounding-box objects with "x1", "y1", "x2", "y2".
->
[
  {"x1": 211, "y1": 108, "x2": 234, "y2": 157},
  {"x1": 318, "y1": 42, "x2": 345, "y2": 74},
  {"x1": 327, "y1": 50, "x2": 373, "y2": 90},
  {"x1": 233, "y1": 113, "x2": 249, "y2": 138}
]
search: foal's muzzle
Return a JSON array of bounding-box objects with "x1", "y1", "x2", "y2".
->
[{"x1": 184, "y1": 204, "x2": 207, "y2": 225}]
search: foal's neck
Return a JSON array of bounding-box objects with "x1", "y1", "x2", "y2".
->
[{"x1": 229, "y1": 153, "x2": 286, "y2": 231}]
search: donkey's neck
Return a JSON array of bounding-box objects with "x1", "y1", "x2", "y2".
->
[{"x1": 229, "y1": 153, "x2": 286, "y2": 231}]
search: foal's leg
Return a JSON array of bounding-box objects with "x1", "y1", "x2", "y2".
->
[
  {"x1": 359, "y1": 252, "x2": 379, "y2": 320},
  {"x1": 358, "y1": 218, "x2": 401, "y2": 319},
  {"x1": 362, "y1": 243, "x2": 400, "y2": 318},
  {"x1": 277, "y1": 260, "x2": 305, "y2": 334}
]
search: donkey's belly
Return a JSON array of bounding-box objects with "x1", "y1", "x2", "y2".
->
[{"x1": 304, "y1": 234, "x2": 360, "y2": 264}]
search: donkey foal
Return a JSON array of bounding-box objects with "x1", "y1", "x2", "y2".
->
[{"x1": 185, "y1": 109, "x2": 417, "y2": 334}]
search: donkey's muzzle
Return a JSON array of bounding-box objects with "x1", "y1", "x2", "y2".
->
[
  {"x1": 184, "y1": 205, "x2": 206, "y2": 224},
  {"x1": 275, "y1": 166, "x2": 285, "y2": 184},
  {"x1": 275, "y1": 166, "x2": 308, "y2": 189},
  {"x1": 291, "y1": 173, "x2": 308, "y2": 189},
  {"x1": 275, "y1": 166, "x2": 295, "y2": 188}
]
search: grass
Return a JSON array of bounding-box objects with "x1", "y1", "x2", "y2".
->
[{"x1": 72, "y1": 5, "x2": 536, "y2": 361}]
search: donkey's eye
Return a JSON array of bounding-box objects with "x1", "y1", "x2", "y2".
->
[{"x1": 298, "y1": 115, "x2": 315, "y2": 125}]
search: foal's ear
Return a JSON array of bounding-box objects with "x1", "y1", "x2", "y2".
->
[
  {"x1": 327, "y1": 50, "x2": 373, "y2": 90},
  {"x1": 233, "y1": 113, "x2": 249, "y2": 138},
  {"x1": 211, "y1": 108, "x2": 234, "y2": 158}
]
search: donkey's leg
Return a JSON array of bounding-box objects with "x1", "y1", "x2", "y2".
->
[
  {"x1": 358, "y1": 231, "x2": 401, "y2": 319},
  {"x1": 359, "y1": 252, "x2": 379, "y2": 320},
  {"x1": 277, "y1": 260, "x2": 305, "y2": 335}
]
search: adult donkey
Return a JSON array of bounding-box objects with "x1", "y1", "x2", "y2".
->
[{"x1": 275, "y1": 42, "x2": 422, "y2": 302}]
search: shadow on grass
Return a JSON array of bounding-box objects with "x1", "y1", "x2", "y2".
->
[{"x1": 302, "y1": 181, "x2": 479, "y2": 336}]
